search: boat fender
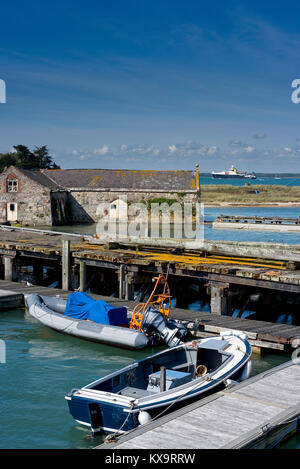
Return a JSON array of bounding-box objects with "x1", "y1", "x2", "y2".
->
[
  {"x1": 239, "y1": 360, "x2": 252, "y2": 382},
  {"x1": 138, "y1": 411, "x2": 152, "y2": 426},
  {"x1": 225, "y1": 379, "x2": 239, "y2": 388}
]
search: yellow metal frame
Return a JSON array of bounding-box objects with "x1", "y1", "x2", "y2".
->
[{"x1": 129, "y1": 274, "x2": 171, "y2": 331}]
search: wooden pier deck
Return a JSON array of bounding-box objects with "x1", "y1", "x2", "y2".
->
[
  {"x1": 213, "y1": 215, "x2": 300, "y2": 232},
  {"x1": 98, "y1": 361, "x2": 300, "y2": 450},
  {"x1": 2, "y1": 226, "x2": 300, "y2": 351}
]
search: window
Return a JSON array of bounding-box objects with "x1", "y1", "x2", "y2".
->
[
  {"x1": 10, "y1": 204, "x2": 15, "y2": 212},
  {"x1": 7, "y1": 179, "x2": 18, "y2": 192}
]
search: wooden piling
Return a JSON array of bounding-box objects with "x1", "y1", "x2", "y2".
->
[
  {"x1": 79, "y1": 260, "x2": 86, "y2": 292},
  {"x1": 3, "y1": 256, "x2": 15, "y2": 281},
  {"x1": 62, "y1": 239, "x2": 71, "y2": 291},
  {"x1": 160, "y1": 366, "x2": 166, "y2": 393},
  {"x1": 119, "y1": 264, "x2": 125, "y2": 299},
  {"x1": 210, "y1": 284, "x2": 229, "y2": 316},
  {"x1": 125, "y1": 272, "x2": 135, "y2": 301}
]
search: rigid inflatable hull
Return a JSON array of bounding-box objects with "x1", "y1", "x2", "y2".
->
[{"x1": 26, "y1": 294, "x2": 149, "y2": 350}]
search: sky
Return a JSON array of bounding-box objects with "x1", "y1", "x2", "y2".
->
[{"x1": 1, "y1": 0, "x2": 300, "y2": 171}]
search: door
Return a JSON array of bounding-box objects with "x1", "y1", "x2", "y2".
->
[{"x1": 6, "y1": 203, "x2": 18, "y2": 222}]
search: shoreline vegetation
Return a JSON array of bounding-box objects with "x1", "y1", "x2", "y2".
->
[{"x1": 200, "y1": 184, "x2": 300, "y2": 207}]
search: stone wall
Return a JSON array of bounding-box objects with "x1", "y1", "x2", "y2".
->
[
  {"x1": 68, "y1": 190, "x2": 198, "y2": 223},
  {"x1": 0, "y1": 168, "x2": 53, "y2": 226}
]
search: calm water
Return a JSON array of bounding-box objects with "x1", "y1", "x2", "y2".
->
[
  {"x1": 200, "y1": 176, "x2": 300, "y2": 186},
  {"x1": 45, "y1": 205, "x2": 300, "y2": 245},
  {"x1": 4, "y1": 180, "x2": 300, "y2": 449},
  {"x1": 0, "y1": 308, "x2": 160, "y2": 449},
  {"x1": 0, "y1": 308, "x2": 292, "y2": 449}
]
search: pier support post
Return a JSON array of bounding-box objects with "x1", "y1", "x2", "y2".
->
[
  {"x1": 62, "y1": 239, "x2": 71, "y2": 291},
  {"x1": 125, "y1": 272, "x2": 136, "y2": 301},
  {"x1": 33, "y1": 262, "x2": 43, "y2": 285},
  {"x1": 118, "y1": 264, "x2": 125, "y2": 299},
  {"x1": 3, "y1": 256, "x2": 16, "y2": 281},
  {"x1": 79, "y1": 260, "x2": 86, "y2": 292},
  {"x1": 210, "y1": 285, "x2": 230, "y2": 316}
]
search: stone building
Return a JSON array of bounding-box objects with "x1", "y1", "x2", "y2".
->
[
  {"x1": 0, "y1": 166, "x2": 68, "y2": 226},
  {"x1": 0, "y1": 166, "x2": 198, "y2": 226}
]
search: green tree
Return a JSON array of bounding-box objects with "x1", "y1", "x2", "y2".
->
[
  {"x1": 32, "y1": 145, "x2": 60, "y2": 169},
  {"x1": 0, "y1": 152, "x2": 17, "y2": 172},
  {"x1": 0, "y1": 144, "x2": 60, "y2": 172},
  {"x1": 13, "y1": 145, "x2": 37, "y2": 169}
]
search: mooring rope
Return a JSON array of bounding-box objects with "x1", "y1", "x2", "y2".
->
[{"x1": 104, "y1": 401, "x2": 135, "y2": 444}]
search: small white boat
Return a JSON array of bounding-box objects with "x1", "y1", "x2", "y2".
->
[
  {"x1": 65, "y1": 331, "x2": 252, "y2": 434},
  {"x1": 212, "y1": 165, "x2": 256, "y2": 179}
]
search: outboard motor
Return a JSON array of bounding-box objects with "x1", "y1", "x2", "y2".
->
[{"x1": 141, "y1": 308, "x2": 187, "y2": 347}]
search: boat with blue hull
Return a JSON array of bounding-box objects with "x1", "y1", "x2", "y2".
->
[{"x1": 65, "y1": 331, "x2": 252, "y2": 434}]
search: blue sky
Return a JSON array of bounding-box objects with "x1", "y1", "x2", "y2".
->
[{"x1": 1, "y1": 0, "x2": 300, "y2": 171}]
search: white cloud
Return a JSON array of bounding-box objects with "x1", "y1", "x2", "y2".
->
[
  {"x1": 93, "y1": 145, "x2": 109, "y2": 156},
  {"x1": 168, "y1": 144, "x2": 178, "y2": 154},
  {"x1": 244, "y1": 146, "x2": 255, "y2": 153}
]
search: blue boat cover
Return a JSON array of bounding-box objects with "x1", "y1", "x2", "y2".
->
[{"x1": 64, "y1": 292, "x2": 128, "y2": 326}]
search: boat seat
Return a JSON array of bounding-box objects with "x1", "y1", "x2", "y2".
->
[
  {"x1": 118, "y1": 386, "x2": 153, "y2": 398},
  {"x1": 171, "y1": 363, "x2": 193, "y2": 372}
]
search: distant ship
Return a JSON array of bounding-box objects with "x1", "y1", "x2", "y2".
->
[{"x1": 212, "y1": 165, "x2": 256, "y2": 180}]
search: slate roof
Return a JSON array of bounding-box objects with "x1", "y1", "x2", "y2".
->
[
  {"x1": 41, "y1": 169, "x2": 197, "y2": 191},
  {"x1": 18, "y1": 168, "x2": 62, "y2": 190}
]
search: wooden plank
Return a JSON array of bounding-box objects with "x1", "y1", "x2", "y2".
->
[
  {"x1": 203, "y1": 324, "x2": 257, "y2": 340},
  {"x1": 248, "y1": 339, "x2": 284, "y2": 351}
]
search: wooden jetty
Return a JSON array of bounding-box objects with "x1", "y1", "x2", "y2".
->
[
  {"x1": 2, "y1": 226, "x2": 300, "y2": 352},
  {"x1": 97, "y1": 361, "x2": 300, "y2": 449},
  {"x1": 0, "y1": 288, "x2": 23, "y2": 310},
  {"x1": 213, "y1": 215, "x2": 300, "y2": 232}
]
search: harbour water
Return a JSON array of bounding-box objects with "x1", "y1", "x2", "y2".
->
[
  {"x1": 46, "y1": 205, "x2": 300, "y2": 245},
  {"x1": 0, "y1": 307, "x2": 294, "y2": 449},
  {"x1": 200, "y1": 176, "x2": 300, "y2": 186},
  {"x1": 2, "y1": 182, "x2": 300, "y2": 449}
]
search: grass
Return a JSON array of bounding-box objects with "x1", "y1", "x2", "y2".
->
[{"x1": 201, "y1": 185, "x2": 300, "y2": 205}]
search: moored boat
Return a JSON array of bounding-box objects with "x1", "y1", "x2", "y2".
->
[
  {"x1": 26, "y1": 293, "x2": 149, "y2": 350},
  {"x1": 212, "y1": 165, "x2": 256, "y2": 179},
  {"x1": 26, "y1": 275, "x2": 187, "y2": 350},
  {"x1": 65, "y1": 331, "x2": 252, "y2": 435}
]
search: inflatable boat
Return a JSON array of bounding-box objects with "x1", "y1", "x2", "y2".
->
[
  {"x1": 26, "y1": 293, "x2": 149, "y2": 350},
  {"x1": 26, "y1": 275, "x2": 188, "y2": 350}
]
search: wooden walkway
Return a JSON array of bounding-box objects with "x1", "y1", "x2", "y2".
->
[
  {"x1": 0, "y1": 279, "x2": 135, "y2": 306},
  {"x1": 97, "y1": 361, "x2": 300, "y2": 449},
  {"x1": 1, "y1": 280, "x2": 300, "y2": 351},
  {"x1": 171, "y1": 309, "x2": 300, "y2": 351},
  {"x1": 213, "y1": 215, "x2": 300, "y2": 233}
]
